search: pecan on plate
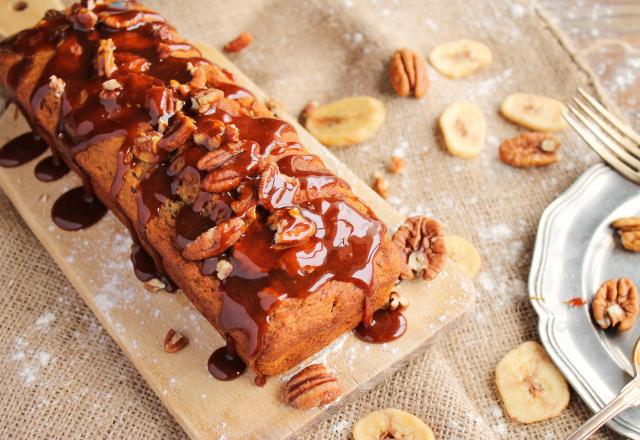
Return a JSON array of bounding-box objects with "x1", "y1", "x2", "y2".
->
[
  {"x1": 183, "y1": 207, "x2": 256, "y2": 260},
  {"x1": 499, "y1": 132, "x2": 561, "y2": 168},
  {"x1": 96, "y1": 38, "x2": 117, "y2": 78},
  {"x1": 268, "y1": 208, "x2": 317, "y2": 248},
  {"x1": 388, "y1": 48, "x2": 429, "y2": 98},
  {"x1": 164, "y1": 328, "x2": 189, "y2": 353},
  {"x1": 224, "y1": 32, "x2": 253, "y2": 53},
  {"x1": 611, "y1": 217, "x2": 640, "y2": 253},
  {"x1": 392, "y1": 215, "x2": 446, "y2": 281},
  {"x1": 592, "y1": 278, "x2": 639, "y2": 331},
  {"x1": 282, "y1": 364, "x2": 341, "y2": 409}
]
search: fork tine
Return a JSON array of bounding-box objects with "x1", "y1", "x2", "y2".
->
[
  {"x1": 577, "y1": 87, "x2": 640, "y2": 145},
  {"x1": 568, "y1": 105, "x2": 640, "y2": 170},
  {"x1": 564, "y1": 111, "x2": 640, "y2": 184},
  {"x1": 573, "y1": 96, "x2": 640, "y2": 158}
]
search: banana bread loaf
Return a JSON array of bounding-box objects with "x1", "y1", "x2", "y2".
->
[{"x1": 0, "y1": 0, "x2": 403, "y2": 379}]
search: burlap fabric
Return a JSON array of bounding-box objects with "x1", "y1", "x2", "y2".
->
[{"x1": 0, "y1": 0, "x2": 624, "y2": 438}]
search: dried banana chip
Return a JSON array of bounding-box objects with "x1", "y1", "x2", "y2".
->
[
  {"x1": 495, "y1": 341, "x2": 570, "y2": 424},
  {"x1": 439, "y1": 101, "x2": 486, "y2": 159},
  {"x1": 429, "y1": 39, "x2": 492, "y2": 79},
  {"x1": 353, "y1": 408, "x2": 435, "y2": 440},
  {"x1": 444, "y1": 235, "x2": 481, "y2": 278},
  {"x1": 501, "y1": 93, "x2": 568, "y2": 132},
  {"x1": 304, "y1": 96, "x2": 386, "y2": 147}
]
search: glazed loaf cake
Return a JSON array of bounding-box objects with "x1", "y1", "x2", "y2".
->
[{"x1": 0, "y1": 1, "x2": 403, "y2": 378}]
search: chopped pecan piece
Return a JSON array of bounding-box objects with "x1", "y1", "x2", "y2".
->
[
  {"x1": 190, "y1": 88, "x2": 224, "y2": 114},
  {"x1": 114, "y1": 52, "x2": 150, "y2": 73},
  {"x1": 96, "y1": 38, "x2": 118, "y2": 78},
  {"x1": 231, "y1": 183, "x2": 257, "y2": 214},
  {"x1": 164, "y1": 328, "x2": 189, "y2": 353},
  {"x1": 49, "y1": 75, "x2": 66, "y2": 98},
  {"x1": 592, "y1": 278, "x2": 639, "y2": 331},
  {"x1": 268, "y1": 208, "x2": 317, "y2": 248},
  {"x1": 224, "y1": 32, "x2": 253, "y2": 53},
  {"x1": 99, "y1": 9, "x2": 164, "y2": 30},
  {"x1": 388, "y1": 291, "x2": 409, "y2": 311},
  {"x1": 193, "y1": 118, "x2": 226, "y2": 149},
  {"x1": 258, "y1": 161, "x2": 300, "y2": 210},
  {"x1": 499, "y1": 132, "x2": 561, "y2": 168},
  {"x1": 372, "y1": 176, "x2": 389, "y2": 199},
  {"x1": 146, "y1": 86, "x2": 177, "y2": 132},
  {"x1": 388, "y1": 155, "x2": 405, "y2": 174},
  {"x1": 216, "y1": 259, "x2": 233, "y2": 280},
  {"x1": 611, "y1": 217, "x2": 640, "y2": 253},
  {"x1": 283, "y1": 364, "x2": 341, "y2": 409},
  {"x1": 132, "y1": 126, "x2": 162, "y2": 163},
  {"x1": 158, "y1": 113, "x2": 195, "y2": 152},
  {"x1": 169, "y1": 79, "x2": 191, "y2": 97},
  {"x1": 392, "y1": 215, "x2": 446, "y2": 281},
  {"x1": 183, "y1": 208, "x2": 256, "y2": 260},
  {"x1": 388, "y1": 48, "x2": 429, "y2": 98},
  {"x1": 203, "y1": 169, "x2": 242, "y2": 193},
  {"x1": 70, "y1": 5, "x2": 98, "y2": 31}
]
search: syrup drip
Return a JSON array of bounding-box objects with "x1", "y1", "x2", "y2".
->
[
  {"x1": 0, "y1": 132, "x2": 48, "y2": 167},
  {"x1": 208, "y1": 339, "x2": 247, "y2": 381},
  {"x1": 129, "y1": 243, "x2": 177, "y2": 292},
  {"x1": 355, "y1": 308, "x2": 407, "y2": 343},
  {"x1": 51, "y1": 187, "x2": 107, "y2": 231},
  {"x1": 34, "y1": 155, "x2": 70, "y2": 182}
]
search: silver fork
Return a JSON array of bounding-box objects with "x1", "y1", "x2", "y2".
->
[
  {"x1": 565, "y1": 337, "x2": 640, "y2": 440},
  {"x1": 564, "y1": 88, "x2": 640, "y2": 185}
]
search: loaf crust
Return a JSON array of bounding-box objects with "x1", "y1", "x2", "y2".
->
[{"x1": 0, "y1": 1, "x2": 403, "y2": 378}]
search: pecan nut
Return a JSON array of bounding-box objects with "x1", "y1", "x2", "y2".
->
[
  {"x1": 190, "y1": 88, "x2": 224, "y2": 114},
  {"x1": 183, "y1": 208, "x2": 256, "y2": 260},
  {"x1": 196, "y1": 143, "x2": 245, "y2": 171},
  {"x1": 372, "y1": 176, "x2": 389, "y2": 199},
  {"x1": 258, "y1": 161, "x2": 300, "y2": 210},
  {"x1": 202, "y1": 169, "x2": 242, "y2": 193},
  {"x1": 268, "y1": 208, "x2": 317, "y2": 248},
  {"x1": 392, "y1": 215, "x2": 446, "y2": 281},
  {"x1": 223, "y1": 32, "x2": 253, "y2": 53},
  {"x1": 282, "y1": 364, "x2": 341, "y2": 409},
  {"x1": 70, "y1": 5, "x2": 98, "y2": 31},
  {"x1": 611, "y1": 217, "x2": 640, "y2": 253},
  {"x1": 388, "y1": 48, "x2": 429, "y2": 98},
  {"x1": 592, "y1": 278, "x2": 639, "y2": 331},
  {"x1": 96, "y1": 38, "x2": 117, "y2": 78},
  {"x1": 499, "y1": 132, "x2": 561, "y2": 168},
  {"x1": 158, "y1": 113, "x2": 196, "y2": 152},
  {"x1": 164, "y1": 328, "x2": 189, "y2": 353}
]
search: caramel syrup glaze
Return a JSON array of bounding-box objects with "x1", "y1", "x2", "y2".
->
[
  {"x1": 207, "y1": 336, "x2": 247, "y2": 382},
  {"x1": 35, "y1": 154, "x2": 70, "y2": 182},
  {"x1": 354, "y1": 308, "x2": 407, "y2": 343},
  {"x1": 0, "y1": 1, "x2": 388, "y2": 378},
  {"x1": 0, "y1": 132, "x2": 48, "y2": 167}
]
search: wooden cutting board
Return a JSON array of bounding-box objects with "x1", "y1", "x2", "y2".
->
[{"x1": 0, "y1": 1, "x2": 476, "y2": 438}]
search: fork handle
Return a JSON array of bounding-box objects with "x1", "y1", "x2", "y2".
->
[{"x1": 565, "y1": 381, "x2": 640, "y2": 440}]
